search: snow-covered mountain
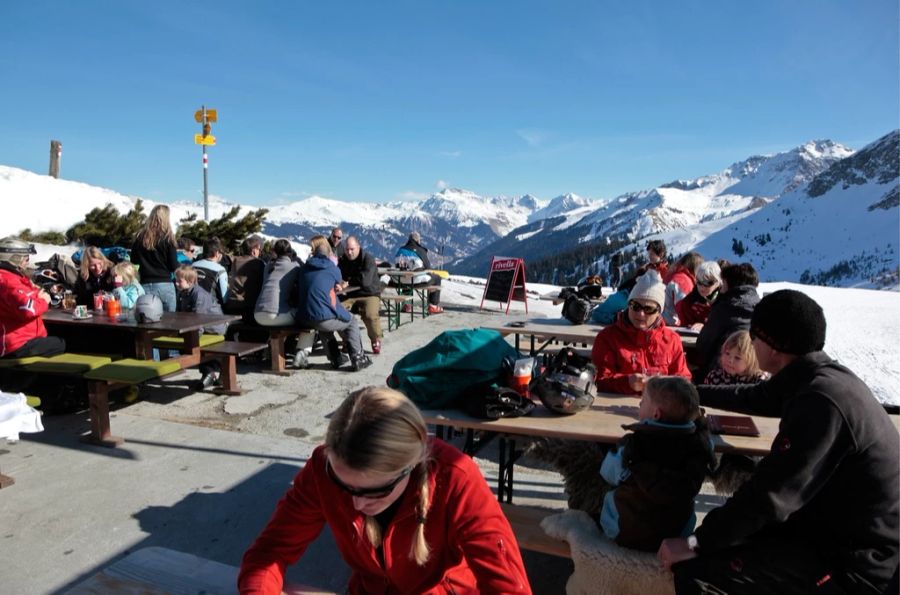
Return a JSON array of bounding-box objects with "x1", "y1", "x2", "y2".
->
[
  {"x1": 693, "y1": 131, "x2": 899, "y2": 287},
  {"x1": 453, "y1": 138, "x2": 879, "y2": 284},
  {"x1": 1, "y1": 132, "x2": 895, "y2": 290},
  {"x1": 263, "y1": 187, "x2": 547, "y2": 265}
]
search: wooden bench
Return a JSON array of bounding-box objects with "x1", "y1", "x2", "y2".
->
[
  {"x1": 380, "y1": 294, "x2": 414, "y2": 331},
  {"x1": 200, "y1": 340, "x2": 268, "y2": 395},
  {"x1": 500, "y1": 503, "x2": 571, "y2": 558},
  {"x1": 82, "y1": 358, "x2": 183, "y2": 447},
  {"x1": 65, "y1": 546, "x2": 339, "y2": 594},
  {"x1": 227, "y1": 322, "x2": 316, "y2": 376},
  {"x1": 501, "y1": 504, "x2": 683, "y2": 594}
]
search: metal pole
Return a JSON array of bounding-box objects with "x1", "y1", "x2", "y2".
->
[{"x1": 202, "y1": 105, "x2": 209, "y2": 221}]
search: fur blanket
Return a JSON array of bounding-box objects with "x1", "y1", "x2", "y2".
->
[{"x1": 540, "y1": 510, "x2": 675, "y2": 595}]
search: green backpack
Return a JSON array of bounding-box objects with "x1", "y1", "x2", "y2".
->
[{"x1": 387, "y1": 328, "x2": 519, "y2": 409}]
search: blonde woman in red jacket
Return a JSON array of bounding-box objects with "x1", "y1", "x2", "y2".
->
[
  {"x1": 592, "y1": 270, "x2": 691, "y2": 395},
  {"x1": 239, "y1": 386, "x2": 531, "y2": 595}
]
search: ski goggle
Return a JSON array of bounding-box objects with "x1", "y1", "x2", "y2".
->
[
  {"x1": 628, "y1": 301, "x2": 661, "y2": 315},
  {"x1": 326, "y1": 459, "x2": 412, "y2": 499}
]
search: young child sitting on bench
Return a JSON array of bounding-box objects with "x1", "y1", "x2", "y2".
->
[
  {"x1": 596, "y1": 375, "x2": 715, "y2": 551},
  {"x1": 175, "y1": 265, "x2": 227, "y2": 390},
  {"x1": 530, "y1": 376, "x2": 715, "y2": 552}
]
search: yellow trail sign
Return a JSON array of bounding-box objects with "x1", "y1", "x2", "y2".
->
[
  {"x1": 193, "y1": 109, "x2": 218, "y2": 123},
  {"x1": 194, "y1": 134, "x2": 217, "y2": 146}
]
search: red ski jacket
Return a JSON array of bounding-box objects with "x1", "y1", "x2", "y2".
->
[
  {"x1": 0, "y1": 265, "x2": 49, "y2": 357},
  {"x1": 239, "y1": 439, "x2": 531, "y2": 594},
  {"x1": 591, "y1": 312, "x2": 691, "y2": 395}
]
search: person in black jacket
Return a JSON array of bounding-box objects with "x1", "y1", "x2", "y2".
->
[
  {"x1": 338, "y1": 236, "x2": 383, "y2": 354},
  {"x1": 693, "y1": 262, "x2": 759, "y2": 380},
  {"x1": 130, "y1": 205, "x2": 180, "y2": 312},
  {"x1": 73, "y1": 246, "x2": 115, "y2": 306},
  {"x1": 659, "y1": 290, "x2": 900, "y2": 595}
]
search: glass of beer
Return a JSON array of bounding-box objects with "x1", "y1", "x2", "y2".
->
[{"x1": 62, "y1": 291, "x2": 76, "y2": 310}]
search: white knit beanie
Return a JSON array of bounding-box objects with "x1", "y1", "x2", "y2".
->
[{"x1": 628, "y1": 270, "x2": 666, "y2": 309}]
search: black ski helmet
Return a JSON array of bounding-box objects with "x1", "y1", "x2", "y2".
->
[{"x1": 530, "y1": 367, "x2": 595, "y2": 415}]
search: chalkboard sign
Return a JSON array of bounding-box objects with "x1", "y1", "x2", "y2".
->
[{"x1": 480, "y1": 257, "x2": 529, "y2": 314}]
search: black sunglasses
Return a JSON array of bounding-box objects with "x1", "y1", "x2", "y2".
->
[
  {"x1": 697, "y1": 279, "x2": 718, "y2": 288},
  {"x1": 326, "y1": 459, "x2": 412, "y2": 499},
  {"x1": 628, "y1": 300, "x2": 661, "y2": 315}
]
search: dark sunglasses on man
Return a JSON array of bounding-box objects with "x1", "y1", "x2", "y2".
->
[
  {"x1": 326, "y1": 458, "x2": 412, "y2": 499},
  {"x1": 628, "y1": 300, "x2": 661, "y2": 315}
]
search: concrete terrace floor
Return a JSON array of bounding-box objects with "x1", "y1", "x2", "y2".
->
[{"x1": 1, "y1": 305, "x2": 575, "y2": 594}]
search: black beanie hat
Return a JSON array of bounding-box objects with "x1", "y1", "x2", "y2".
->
[{"x1": 750, "y1": 289, "x2": 826, "y2": 355}]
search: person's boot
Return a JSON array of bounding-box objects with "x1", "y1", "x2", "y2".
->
[
  {"x1": 293, "y1": 348, "x2": 310, "y2": 369},
  {"x1": 350, "y1": 353, "x2": 373, "y2": 372},
  {"x1": 326, "y1": 339, "x2": 347, "y2": 369}
]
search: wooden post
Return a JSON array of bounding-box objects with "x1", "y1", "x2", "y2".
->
[{"x1": 49, "y1": 140, "x2": 62, "y2": 178}]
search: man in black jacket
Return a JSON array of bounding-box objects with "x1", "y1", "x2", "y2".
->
[
  {"x1": 338, "y1": 236, "x2": 383, "y2": 354},
  {"x1": 659, "y1": 290, "x2": 899, "y2": 594}
]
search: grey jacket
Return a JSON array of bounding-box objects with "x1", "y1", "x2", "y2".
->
[{"x1": 254, "y1": 256, "x2": 300, "y2": 315}]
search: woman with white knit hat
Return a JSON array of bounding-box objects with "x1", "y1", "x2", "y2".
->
[{"x1": 591, "y1": 270, "x2": 691, "y2": 395}]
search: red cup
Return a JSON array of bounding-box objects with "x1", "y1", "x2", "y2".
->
[
  {"x1": 510, "y1": 372, "x2": 531, "y2": 399},
  {"x1": 105, "y1": 298, "x2": 120, "y2": 317},
  {"x1": 93, "y1": 293, "x2": 104, "y2": 311}
]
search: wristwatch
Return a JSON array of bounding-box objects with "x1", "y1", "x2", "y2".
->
[{"x1": 686, "y1": 534, "x2": 699, "y2": 552}]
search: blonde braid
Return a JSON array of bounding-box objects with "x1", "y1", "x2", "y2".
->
[{"x1": 410, "y1": 463, "x2": 432, "y2": 565}]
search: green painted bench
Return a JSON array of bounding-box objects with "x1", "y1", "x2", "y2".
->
[{"x1": 82, "y1": 358, "x2": 183, "y2": 447}]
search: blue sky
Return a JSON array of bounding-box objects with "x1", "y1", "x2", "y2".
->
[{"x1": 1, "y1": 1, "x2": 897, "y2": 206}]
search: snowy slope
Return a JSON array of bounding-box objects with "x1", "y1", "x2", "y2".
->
[
  {"x1": 693, "y1": 131, "x2": 899, "y2": 287},
  {"x1": 0, "y1": 165, "x2": 257, "y2": 237}
]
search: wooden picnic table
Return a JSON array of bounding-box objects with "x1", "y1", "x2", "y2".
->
[
  {"x1": 421, "y1": 394, "x2": 779, "y2": 503},
  {"x1": 43, "y1": 310, "x2": 243, "y2": 389},
  {"x1": 44, "y1": 309, "x2": 240, "y2": 364},
  {"x1": 379, "y1": 268, "x2": 441, "y2": 317},
  {"x1": 481, "y1": 316, "x2": 697, "y2": 355},
  {"x1": 423, "y1": 395, "x2": 900, "y2": 503}
]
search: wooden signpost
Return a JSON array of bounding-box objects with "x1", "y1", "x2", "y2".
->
[{"x1": 480, "y1": 256, "x2": 529, "y2": 314}]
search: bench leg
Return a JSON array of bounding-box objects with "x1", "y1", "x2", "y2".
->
[
  {"x1": 212, "y1": 355, "x2": 243, "y2": 396},
  {"x1": 0, "y1": 473, "x2": 14, "y2": 488},
  {"x1": 265, "y1": 334, "x2": 292, "y2": 376},
  {"x1": 83, "y1": 381, "x2": 124, "y2": 447}
]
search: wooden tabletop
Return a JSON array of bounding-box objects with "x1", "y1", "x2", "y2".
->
[
  {"x1": 422, "y1": 394, "x2": 782, "y2": 456},
  {"x1": 482, "y1": 316, "x2": 698, "y2": 347},
  {"x1": 44, "y1": 309, "x2": 241, "y2": 334}
]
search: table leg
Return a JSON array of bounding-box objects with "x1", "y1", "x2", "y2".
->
[
  {"x1": 506, "y1": 438, "x2": 516, "y2": 504},
  {"x1": 82, "y1": 381, "x2": 124, "y2": 447},
  {"x1": 0, "y1": 471, "x2": 14, "y2": 488},
  {"x1": 498, "y1": 437, "x2": 508, "y2": 502},
  {"x1": 135, "y1": 332, "x2": 154, "y2": 360}
]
